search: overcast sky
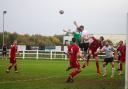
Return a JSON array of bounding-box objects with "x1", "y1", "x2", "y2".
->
[{"x1": 0, "y1": 0, "x2": 128, "y2": 36}]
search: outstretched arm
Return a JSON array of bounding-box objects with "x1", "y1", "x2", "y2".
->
[
  {"x1": 63, "y1": 29, "x2": 73, "y2": 34},
  {"x1": 73, "y1": 21, "x2": 79, "y2": 28}
]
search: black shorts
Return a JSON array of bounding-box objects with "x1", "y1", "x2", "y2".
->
[
  {"x1": 2, "y1": 51, "x2": 7, "y2": 56},
  {"x1": 104, "y1": 57, "x2": 114, "y2": 64},
  {"x1": 79, "y1": 42, "x2": 89, "y2": 51}
]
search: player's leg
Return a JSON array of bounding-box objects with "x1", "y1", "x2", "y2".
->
[
  {"x1": 66, "y1": 61, "x2": 72, "y2": 71},
  {"x1": 6, "y1": 63, "x2": 14, "y2": 73},
  {"x1": 111, "y1": 61, "x2": 115, "y2": 78},
  {"x1": 118, "y1": 61, "x2": 123, "y2": 75},
  {"x1": 83, "y1": 49, "x2": 91, "y2": 67},
  {"x1": 102, "y1": 61, "x2": 107, "y2": 77},
  {"x1": 66, "y1": 66, "x2": 72, "y2": 71},
  {"x1": 117, "y1": 56, "x2": 121, "y2": 71},
  {"x1": 82, "y1": 54, "x2": 90, "y2": 68},
  {"x1": 6, "y1": 57, "x2": 15, "y2": 73},
  {"x1": 82, "y1": 43, "x2": 90, "y2": 68},
  {"x1": 14, "y1": 63, "x2": 18, "y2": 73},
  {"x1": 82, "y1": 51, "x2": 88, "y2": 68},
  {"x1": 66, "y1": 61, "x2": 81, "y2": 83},
  {"x1": 95, "y1": 56, "x2": 101, "y2": 75},
  {"x1": 3, "y1": 52, "x2": 6, "y2": 60},
  {"x1": 13, "y1": 58, "x2": 18, "y2": 73},
  {"x1": 86, "y1": 53, "x2": 91, "y2": 66},
  {"x1": 118, "y1": 56, "x2": 125, "y2": 75},
  {"x1": 66, "y1": 68, "x2": 81, "y2": 83},
  {"x1": 14, "y1": 62, "x2": 18, "y2": 73}
]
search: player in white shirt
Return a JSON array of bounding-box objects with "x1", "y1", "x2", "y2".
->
[
  {"x1": 73, "y1": 21, "x2": 90, "y2": 68},
  {"x1": 97, "y1": 41, "x2": 117, "y2": 78}
]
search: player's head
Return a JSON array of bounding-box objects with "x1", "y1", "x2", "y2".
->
[
  {"x1": 79, "y1": 25, "x2": 84, "y2": 32},
  {"x1": 89, "y1": 36, "x2": 94, "y2": 44},
  {"x1": 105, "y1": 41, "x2": 109, "y2": 46},
  {"x1": 99, "y1": 36, "x2": 104, "y2": 41},
  {"x1": 72, "y1": 38, "x2": 76, "y2": 43},
  {"x1": 65, "y1": 41, "x2": 70, "y2": 46},
  {"x1": 13, "y1": 40, "x2": 17, "y2": 45},
  {"x1": 119, "y1": 40, "x2": 123, "y2": 45}
]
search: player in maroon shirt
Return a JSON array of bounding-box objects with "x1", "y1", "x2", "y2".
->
[
  {"x1": 117, "y1": 41, "x2": 126, "y2": 75},
  {"x1": 66, "y1": 38, "x2": 81, "y2": 83},
  {"x1": 6, "y1": 40, "x2": 18, "y2": 73},
  {"x1": 87, "y1": 36, "x2": 104, "y2": 76}
]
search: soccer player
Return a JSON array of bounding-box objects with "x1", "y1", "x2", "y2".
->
[
  {"x1": 97, "y1": 41, "x2": 116, "y2": 78},
  {"x1": 73, "y1": 21, "x2": 90, "y2": 68},
  {"x1": 66, "y1": 38, "x2": 81, "y2": 83},
  {"x1": 2, "y1": 44, "x2": 7, "y2": 60},
  {"x1": 73, "y1": 21, "x2": 89, "y2": 49},
  {"x1": 6, "y1": 40, "x2": 18, "y2": 73},
  {"x1": 117, "y1": 41, "x2": 126, "y2": 75},
  {"x1": 86, "y1": 36, "x2": 104, "y2": 75}
]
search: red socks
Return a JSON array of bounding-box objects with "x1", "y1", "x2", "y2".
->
[
  {"x1": 96, "y1": 61, "x2": 100, "y2": 73},
  {"x1": 70, "y1": 71, "x2": 78, "y2": 78}
]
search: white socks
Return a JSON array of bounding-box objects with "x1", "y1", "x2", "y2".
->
[
  {"x1": 111, "y1": 68, "x2": 115, "y2": 78},
  {"x1": 103, "y1": 67, "x2": 107, "y2": 77}
]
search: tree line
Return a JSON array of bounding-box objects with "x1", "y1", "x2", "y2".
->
[{"x1": 0, "y1": 32, "x2": 63, "y2": 48}]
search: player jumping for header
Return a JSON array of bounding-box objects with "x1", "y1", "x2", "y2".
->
[{"x1": 86, "y1": 36, "x2": 104, "y2": 76}]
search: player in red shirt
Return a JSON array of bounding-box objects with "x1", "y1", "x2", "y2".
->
[
  {"x1": 66, "y1": 38, "x2": 81, "y2": 83},
  {"x1": 117, "y1": 41, "x2": 126, "y2": 75},
  {"x1": 87, "y1": 36, "x2": 104, "y2": 76},
  {"x1": 6, "y1": 40, "x2": 18, "y2": 73}
]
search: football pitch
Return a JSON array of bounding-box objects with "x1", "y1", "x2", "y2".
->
[{"x1": 0, "y1": 59, "x2": 125, "y2": 89}]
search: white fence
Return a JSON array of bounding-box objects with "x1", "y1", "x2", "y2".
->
[
  {"x1": 0, "y1": 50, "x2": 105, "y2": 60},
  {"x1": 0, "y1": 50, "x2": 68, "y2": 60}
]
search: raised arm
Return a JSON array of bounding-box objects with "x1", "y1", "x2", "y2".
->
[{"x1": 73, "y1": 21, "x2": 79, "y2": 28}]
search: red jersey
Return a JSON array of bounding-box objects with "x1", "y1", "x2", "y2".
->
[
  {"x1": 70, "y1": 44, "x2": 79, "y2": 62},
  {"x1": 69, "y1": 43, "x2": 80, "y2": 69},
  {"x1": 89, "y1": 37, "x2": 102, "y2": 52},
  {"x1": 10, "y1": 44, "x2": 17, "y2": 58},
  {"x1": 117, "y1": 44, "x2": 126, "y2": 61}
]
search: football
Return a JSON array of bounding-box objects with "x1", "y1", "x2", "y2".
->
[{"x1": 59, "y1": 10, "x2": 64, "y2": 14}]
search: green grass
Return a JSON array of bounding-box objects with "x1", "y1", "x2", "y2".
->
[{"x1": 0, "y1": 59, "x2": 125, "y2": 89}]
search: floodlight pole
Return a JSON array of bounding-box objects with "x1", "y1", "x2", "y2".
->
[
  {"x1": 2, "y1": 10, "x2": 7, "y2": 46},
  {"x1": 125, "y1": 12, "x2": 128, "y2": 89}
]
